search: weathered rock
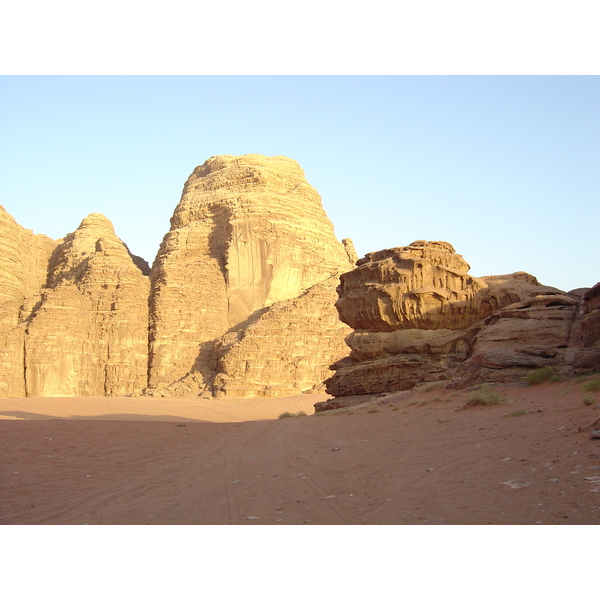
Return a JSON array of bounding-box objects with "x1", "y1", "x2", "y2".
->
[
  {"x1": 324, "y1": 240, "x2": 590, "y2": 402},
  {"x1": 24, "y1": 214, "x2": 151, "y2": 396},
  {"x1": 342, "y1": 238, "x2": 358, "y2": 265},
  {"x1": 581, "y1": 283, "x2": 600, "y2": 347},
  {"x1": 335, "y1": 241, "x2": 547, "y2": 332},
  {"x1": 1, "y1": 155, "x2": 354, "y2": 399},
  {"x1": 450, "y1": 293, "x2": 580, "y2": 386},
  {"x1": 574, "y1": 282, "x2": 600, "y2": 373},
  {"x1": 0, "y1": 205, "x2": 58, "y2": 397},
  {"x1": 147, "y1": 154, "x2": 353, "y2": 396},
  {"x1": 212, "y1": 275, "x2": 351, "y2": 398},
  {"x1": 0, "y1": 210, "x2": 150, "y2": 397}
]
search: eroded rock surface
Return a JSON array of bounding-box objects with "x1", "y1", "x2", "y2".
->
[
  {"x1": 0, "y1": 205, "x2": 58, "y2": 397},
  {"x1": 574, "y1": 282, "x2": 600, "y2": 372},
  {"x1": 147, "y1": 154, "x2": 353, "y2": 396},
  {"x1": 1, "y1": 154, "x2": 354, "y2": 398},
  {"x1": 0, "y1": 211, "x2": 151, "y2": 397},
  {"x1": 324, "y1": 240, "x2": 596, "y2": 400},
  {"x1": 25, "y1": 214, "x2": 151, "y2": 396}
]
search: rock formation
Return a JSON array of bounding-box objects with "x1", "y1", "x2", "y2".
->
[
  {"x1": 323, "y1": 240, "x2": 598, "y2": 403},
  {"x1": 24, "y1": 214, "x2": 151, "y2": 396},
  {"x1": 0, "y1": 154, "x2": 354, "y2": 398},
  {"x1": 147, "y1": 154, "x2": 353, "y2": 396},
  {"x1": 0, "y1": 208, "x2": 150, "y2": 397},
  {"x1": 0, "y1": 205, "x2": 58, "y2": 397},
  {"x1": 574, "y1": 282, "x2": 600, "y2": 372},
  {"x1": 5, "y1": 156, "x2": 594, "y2": 403}
]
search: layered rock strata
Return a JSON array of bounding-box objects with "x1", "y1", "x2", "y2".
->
[
  {"x1": 1, "y1": 154, "x2": 354, "y2": 398},
  {"x1": 147, "y1": 154, "x2": 353, "y2": 396},
  {"x1": 25, "y1": 214, "x2": 151, "y2": 396},
  {"x1": 574, "y1": 282, "x2": 600, "y2": 372},
  {"x1": 0, "y1": 210, "x2": 150, "y2": 397},
  {"x1": 324, "y1": 240, "x2": 595, "y2": 401}
]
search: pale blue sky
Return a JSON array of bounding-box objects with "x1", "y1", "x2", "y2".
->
[{"x1": 1, "y1": 75, "x2": 598, "y2": 292}]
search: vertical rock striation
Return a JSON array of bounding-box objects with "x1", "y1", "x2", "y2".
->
[
  {"x1": 574, "y1": 282, "x2": 600, "y2": 372},
  {"x1": 24, "y1": 214, "x2": 151, "y2": 396},
  {"x1": 0, "y1": 209, "x2": 150, "y2": 397},
  {"x1": 1, "y1": 155, "x2": 354, "y2": 399},
  {"x1": 0, "y1": 205, "x2": 58, "y2": 396},
  {"x1": 147, "y1": 154, "x2": 353, "y2": 396}
]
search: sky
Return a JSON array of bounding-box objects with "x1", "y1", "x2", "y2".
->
[{"x1": 1, "y1": 75, "x2": 598, "y2": 291}]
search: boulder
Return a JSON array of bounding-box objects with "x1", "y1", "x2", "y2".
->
[{"x1": 324, "y1": 240, "x2": 592, "y2": 402}]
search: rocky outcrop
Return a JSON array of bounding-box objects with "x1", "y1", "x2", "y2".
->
[
  {"x1": 211, "y1": 276, "x2": 350, "y2": 398},
  {"x1": 451, "y1": 292, "x2": 580, "y2": 386},
  {"x1": 324, "y1": 240, "x2": 595, "y2": 400},
  {"x1": 0, "y1": 212, "x2": 151, "y2": 397},
  {"x1": 574, "y1": 282, "x2": 600, "y2": 372},
  {"x1": 24, "y1": 214, "x2": 151, "y2": 396},
  {"x1": 147, "y1": 154, "x2": 353, "y2": 396},
  {"x1": 0, "y1": 205, "x2": 58, "y2": 397},
  {"x1": 1, "y1": 154, "x2": 354, "y2": 398}
]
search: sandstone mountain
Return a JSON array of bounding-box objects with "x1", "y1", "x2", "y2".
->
[
  {"x1": 0, "y1": 206, "x2": 58, "y2": 397},
  {"x1": 323, "y1": 240, "x2": 599, "y2": 402},
  {"x1": 147, "y1": 154, "x2": 353, "y2": 397},
  {"x1": 0, "y1": 207, "x2": 150, "y2": 397},
  {"x1": 0, "y1": 155, "x2": 354, "y2": 398}
]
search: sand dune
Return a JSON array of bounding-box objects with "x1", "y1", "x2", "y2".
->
[{"x1": 1, "y1": 383, "x2": 599, "y2": 525}]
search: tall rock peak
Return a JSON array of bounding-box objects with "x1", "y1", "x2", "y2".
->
[
  {"x1": 78, "y1": 212, "x2": 116, "y2": 232},
  {"x1": 0, "y1": 154, "x2": 356, "y2": 399},
  {"x1": 148, "y1": 154, "x2": 353, "y2": 396}
]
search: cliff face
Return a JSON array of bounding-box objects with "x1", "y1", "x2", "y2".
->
[
  {"x1": 574, "y1": 282, "x2": 600, "y2": 372},
  {"x1": 24, "y1": 214, "x2": 151, "y2": 396},
  {"x1": 0, "y1": 210, "x2": 151, "y2": 397},
  {"x1": 0, "y1": 205, "x2": 58, "y2": 397},
  {"x1": 0, "y1": 155, "x2": 354, "y2": 398},
  {"x1": 147, "y1": 154, "x2": 353, "y2": 396},
  {"x1": 325, "y1": 240, "x2": 596, "y2": 400}
]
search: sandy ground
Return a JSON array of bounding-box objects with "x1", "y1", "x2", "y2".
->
[{"x1": 1, "y1": 381, "x2": 600, "y2": 525}]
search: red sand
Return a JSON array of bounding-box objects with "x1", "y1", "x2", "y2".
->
[{"x1": 1, "y1": 382, "x2": 599, "y2": 525}]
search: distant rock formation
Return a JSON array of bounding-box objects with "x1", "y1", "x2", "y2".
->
[
  {"x1": 0, "y1": 154, "x2": 354, "y2": 398},
  {"x1": 323, "y1": 240, "x2": 598, "y2": 403}
]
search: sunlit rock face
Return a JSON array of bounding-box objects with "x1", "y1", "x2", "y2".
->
[
  {"x1": 0, "y1": 208, "x2": 150, "y2": 397},
  {"x1": 0, "y1": 205, "x2": 58, "y2": 397},
  {"x1": 24, "y1": 213, "x2": 151, "y2": 397},
  {"x1": 0, "y1": 155, "x2": 355, "y2": 399},
  {"x1": 325, "y1": 240, "x2": 592, "y2": 399},
  {"x1": 146, "y1": 154, "x2": 354, "y2": 396}
]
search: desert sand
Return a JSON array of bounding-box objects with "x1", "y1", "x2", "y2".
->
[{"x1": 1, "y1": 381, "x2": 599, "y2": 525}]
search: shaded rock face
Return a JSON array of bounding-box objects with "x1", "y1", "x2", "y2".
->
[
  {"x1": 147, "y1": 154, "x2": 353, "y2": 396},
  {"x1": 574, "y1": 282, "x2": 600, "y2": 372},
  {"x1": 1, "y1": 155, "x2": 353, "y2": 398},
  {"x1": 325, "y1": 240, "x2": 596, "y2": 399}
]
